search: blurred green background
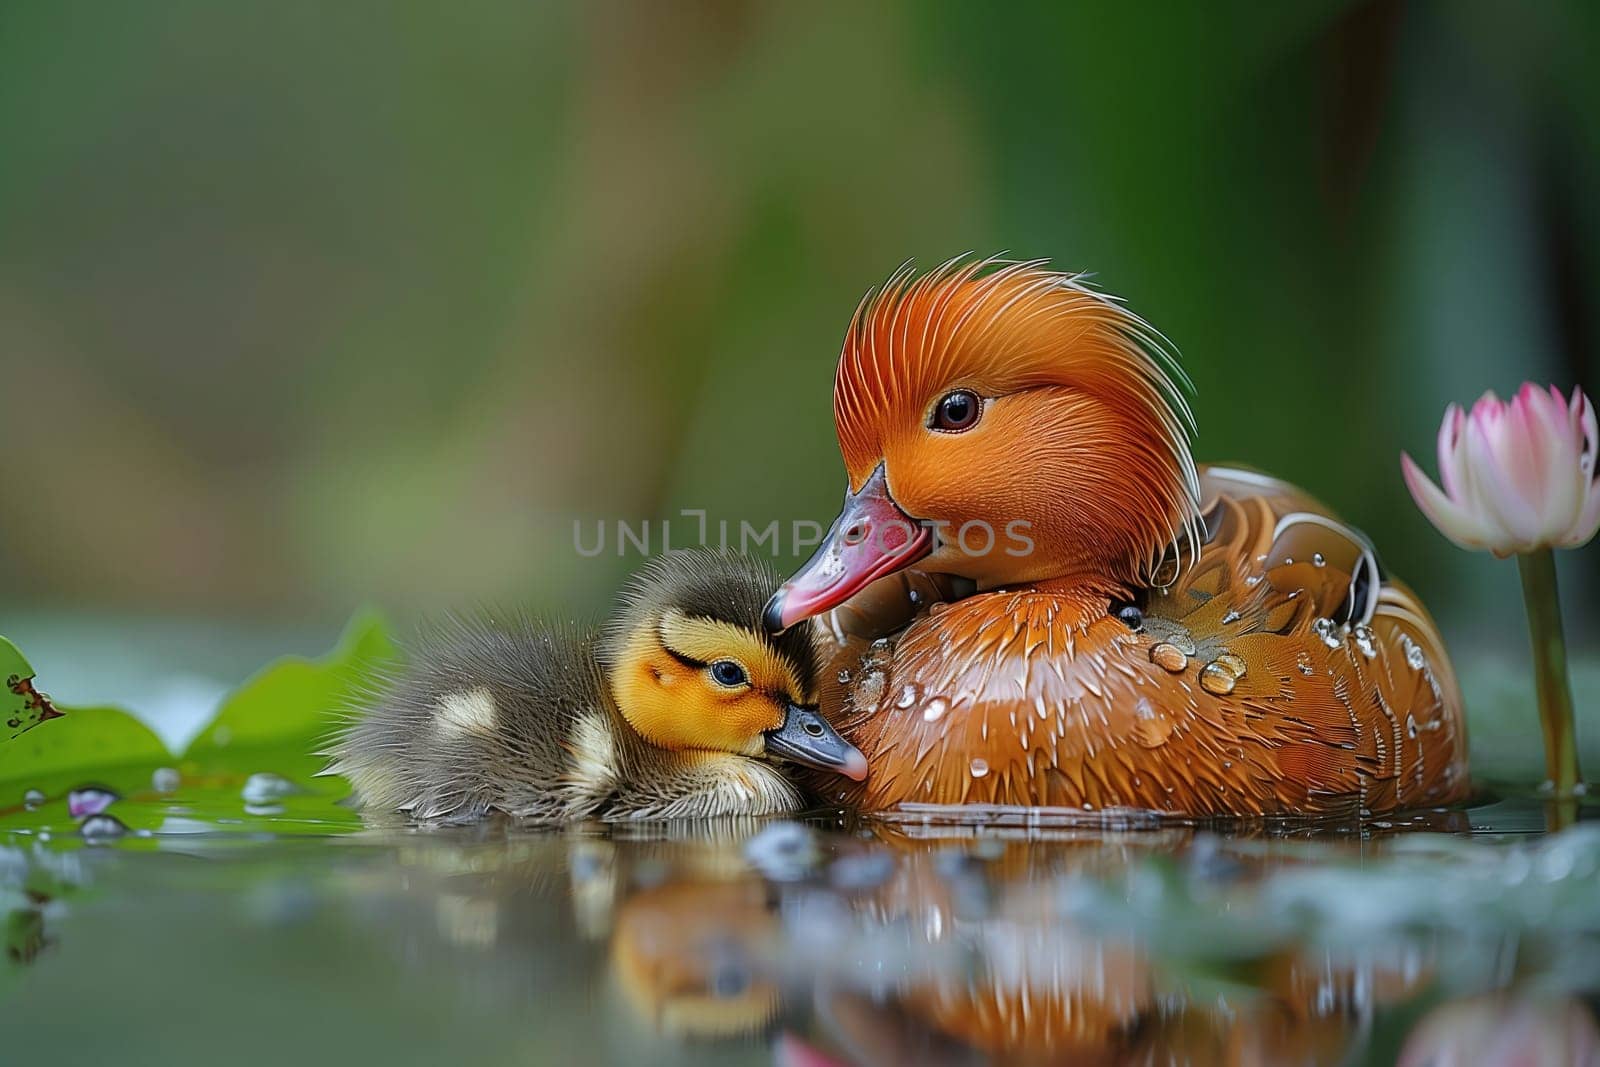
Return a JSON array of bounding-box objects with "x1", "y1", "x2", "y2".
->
[{"x1": 1, "y1": 0, "x2": 1597, "y2": 664}]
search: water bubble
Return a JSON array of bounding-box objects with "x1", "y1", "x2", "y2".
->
[
  {"x1": 969, "y1": 757, "x2": 990, "y2": 779},
  {"x1": 908, "y1": 589, "x2": 922, "y2": 606},
  {"x1": 744, "y1": 821, "x2": 819, "y2": 881},
  {"x1": 241, "y1": 773, "x2": 297, "y2": 805},
  {"x1": 922, "y1": 697, "x2": 949, "y2": 723},
  {"x1": 68, "y1": 786, "x2": 119, "y2": 820},
  {"x1": 829, "y1": 851, "x2": 895, "y2": 891},
  {"x1": 152, "y1": 767, "x2": 180, "y2": 793},
  {"x1": 835, "y1": 668, "x2": 852, "y2": 685},
  {"x1": 894, "y1": 683, "x2": 920, "y2": 710},
  {"x1": 1352, "y1": 624, "x2": 1377, "y2": 659},
  {"x1": 1404, "y1": 638, "x2": 1427, "y2": 670},
  {"x1": 22, "y1": 789, "x2": 45, "y2": 811},
  {"x1": 1296, "y1": 651, "x2": 1315, "y2": 676},
  {"x1": 79, "y1": 813, "x2": 128, "y2": 843},
  {"x1": 1221, "y1": 610, "x2": 1242, "y2": 625},
  {"x1": 1312, "y1": 553, "x2": 1326, "y2": 567}
]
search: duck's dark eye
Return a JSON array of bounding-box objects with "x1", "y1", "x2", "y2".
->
[
  {"x1": 710, "y1": 660, "x2": 748, "y2": 687},
  {"x1": 930, "y1": 389, "x2": 982, "y2": 432}
]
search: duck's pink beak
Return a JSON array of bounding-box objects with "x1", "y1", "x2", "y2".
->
[{"x1": 763, "y1": 465, "x2": 933, "y2": 633}]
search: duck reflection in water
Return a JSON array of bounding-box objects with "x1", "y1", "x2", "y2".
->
[{"x1": 343, "y1": 812, "x2": 1600, "y2": 1066}]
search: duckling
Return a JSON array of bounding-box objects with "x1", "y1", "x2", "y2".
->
[{"x1": 327, "y1": 550, "x2": 868, "y2": 821}]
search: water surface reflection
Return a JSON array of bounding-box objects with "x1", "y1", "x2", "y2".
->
[{"x1": 4, "y1": 802, "x2": 1598, "y2": 1065}]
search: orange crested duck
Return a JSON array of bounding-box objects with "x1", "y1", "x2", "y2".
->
[{"x1": 766, "y1": 259, "x2": 1470, "y2": 817}]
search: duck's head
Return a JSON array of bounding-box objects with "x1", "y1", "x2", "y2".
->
[
  {"x1": 602, "y1": 550, "x2": 868, "y2": 781},
  {"x1": 765, "y1": 258, "x2": 1202, "y2": 632}
]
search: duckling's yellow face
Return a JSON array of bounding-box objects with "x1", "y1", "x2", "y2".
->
[
  {"x1": 611, "y1": 609, "x2": 808, "y2": 756},
  {"x1": 610, "y1": 879, "x2": 779, "y2": 1039}
]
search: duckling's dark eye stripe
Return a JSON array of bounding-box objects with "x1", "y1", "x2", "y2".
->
[
  {"x1": 657, "y1": 634, "x2": 708, "y2": 671},
  {"x1": 658, "y1": 609, "x2": 807, "y2": 699}
]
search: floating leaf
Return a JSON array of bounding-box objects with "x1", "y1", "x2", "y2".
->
[
  {"x1": 2, "y1": 638, "x2": 64, "y2": 742},
  {"x1": 0, "y1": 611, "x2": 394, "y2": 839},
  {"x1": 183, "y1": 610, "x2": 396, "y2": 786},
  {"x1": 0, "y1": 704, "x2": 169, "y2": 797}
]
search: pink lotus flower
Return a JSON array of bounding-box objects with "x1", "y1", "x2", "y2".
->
[
  {"x1": 1402, "y1": 384, "x2": 1600, "y2": 557},
  {"x1": 1398, "y1": 995, "x2": 1599, "y2": 1067},
  {"x1": 1401, "y1": 382, "x2": 1594, "y2": 801}
]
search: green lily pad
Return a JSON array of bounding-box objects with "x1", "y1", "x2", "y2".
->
[
  {"x1": 0, "y1": 704, "x2": 169, "y2": 796},
  {"x1": 0, "y1": 611, "x2": 396, "y2": 837},
  {"x1": 183, "y1": 609, "x2": 397, "y2": 785},
  {"x1": 2, "y1": 637, "x2": 64, "y2": 742}
]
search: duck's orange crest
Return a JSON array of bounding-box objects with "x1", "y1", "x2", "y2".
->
[{"x1": 772, "y1": 258, "x2": 1203, "y2": 630}]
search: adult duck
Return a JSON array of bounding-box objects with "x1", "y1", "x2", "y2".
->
[{"x1": 766, "y1": 259, "x2": 1469, "y2": 817}]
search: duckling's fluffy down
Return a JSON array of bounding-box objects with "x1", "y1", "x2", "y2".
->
[
  {"x1": 325, "y1": 553, "x2": 813, "y2": 822},
  {"x1": 324, "y1": 613, "x2": 594, "y2": 820}
]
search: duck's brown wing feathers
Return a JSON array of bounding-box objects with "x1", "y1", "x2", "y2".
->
[{"x1": 1144, "y1": 465, "x2": 1468, "y2": 813}]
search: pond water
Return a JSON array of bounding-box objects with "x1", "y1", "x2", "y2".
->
[{"x1": 3, "y1": 782, "x2": 1598, "y2": 1066}]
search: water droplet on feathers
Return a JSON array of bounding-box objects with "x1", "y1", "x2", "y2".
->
[
  {"x1": 1151, "y1": 643, "x2": 1188, "y2": 673},
  {"x1": 1312, "y1": 618, "x2": 1342, "y2": 649},
  {"x1": 1200, "y1": 663, "x2": 1237, "y2": 695}
]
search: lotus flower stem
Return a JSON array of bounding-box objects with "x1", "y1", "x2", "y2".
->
[{"x1": 1516, "y1": 547, "x2": 1581, "y2": 797}]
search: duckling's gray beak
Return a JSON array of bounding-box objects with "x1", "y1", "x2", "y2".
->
[{"x1": 763, "y1": 704, "x2": 868, "y2": 782}]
